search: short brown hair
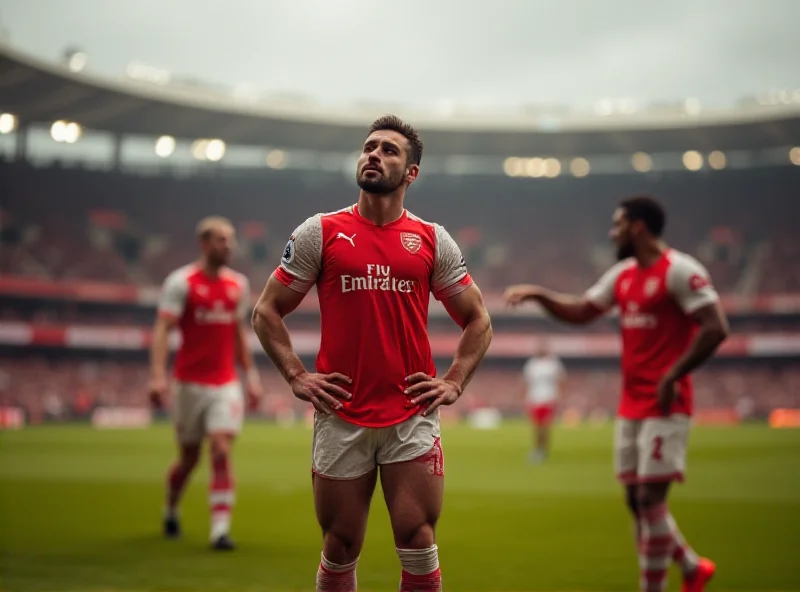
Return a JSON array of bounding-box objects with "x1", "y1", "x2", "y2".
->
[
  {"x1": 196, "y1": 216, "x2": 234, "y2": 241},
  {"x1": 367, "y1": 115, "x2": 423, "y2": 166}
]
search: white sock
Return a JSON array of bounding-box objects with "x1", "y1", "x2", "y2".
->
[
  {"x1": 210, "y1": 512, "x2": 231, "y2": 541},
  {"x1": 163, "y1": 506, "x2": 178, "y2": 520},
  {"x1": 396, "y1": 545, "x2": 440, "y2": 575}
]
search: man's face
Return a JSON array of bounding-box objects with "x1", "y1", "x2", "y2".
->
[
  {"x1": 202, "y1": 224, "x2": 236, "y2": 266},
  {"x1": 610, "y1": 207, "x2": 635, "y2": 261},
  {"x1": 356, "y1": 130, "x2": 418, "y2": 194}
]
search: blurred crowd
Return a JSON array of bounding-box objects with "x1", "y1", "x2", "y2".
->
[
  {"x1": 2, "y1": 162, "x2": 799, "y2": 294},
  {"x1": 1, "y1": 162, "x2": 798, "y2": 426},
  {"x1": 1, "y1": 358, "x2": 794, "y2": 425}
]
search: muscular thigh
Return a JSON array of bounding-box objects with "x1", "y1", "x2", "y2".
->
[
  {"x1": 380, "y1": 438, "x2": 444, "y2": 547},
  {"x1": 313, "y1": 469, "x2": 377, "y2": 551}
]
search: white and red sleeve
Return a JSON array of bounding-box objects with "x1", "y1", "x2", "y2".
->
[
  {"x1": 273, "y1": 214, "x2": 322, "y2": 294},
  {"x1": 431, "y1": 224, "x2": 473, "y2": 301},
  {"x1": 666, "y1": 252, "x2": 720, "y2": 314},
  {"x1": 584, "y1": 260, "x2": 629, "y2": 312},
  {"x1": 157, "y1": 269, "x2": 189, "y2": 320}
]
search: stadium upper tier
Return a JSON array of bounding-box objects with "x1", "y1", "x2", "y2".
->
[
  {"x1": 1, "y1": 42, "x2": 800, "y2": 156},
  {"x1": 1, "y1": 162, "x2": 798, "y2": 296}
]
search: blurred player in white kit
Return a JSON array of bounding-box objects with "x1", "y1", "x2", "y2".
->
[
  {"x1": 522, "y1": 340, "x2": 566, "y2": 463},
  {"x1": 148, "y1": 216, "x2": 262, "y2": 550}
]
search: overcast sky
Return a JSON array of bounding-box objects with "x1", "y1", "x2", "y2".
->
[{"x1": 1, "y1": 0, "x2": 797, "y2": 110}]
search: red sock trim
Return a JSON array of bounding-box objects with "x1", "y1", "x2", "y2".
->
[
  {"x1": 643, "y1": 568, "x2": 668, "y2": 583},
  {"x1": 400, "y1": 567, "x2": 441, "y2": 590},
  {"x1": 316, "y1": 563, "x2": 356, "y2": 591}
]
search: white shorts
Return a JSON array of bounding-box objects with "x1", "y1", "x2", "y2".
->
[
  {"x1": 174, "y1": 381, "x2": 244, "y2": 444},
  {"x1": 614, "y1": 414, "x2": 691, "y2": 484},
  {"x1": 312, "y1": 411, "x2": 443, "y2": 480}
]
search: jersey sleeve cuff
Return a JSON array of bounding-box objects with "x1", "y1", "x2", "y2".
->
[
  {"x1": 157, "y1": 309, "x2": 180, "y2": 320},
  {"x1": 586, "y1": 298, "x2": 608, "y2": 313},
  {"x1": 434, "y1": 274, "x2": 473, "y2": 301},
  {"x1": 274, "y1": 266, "x2": 314, "y2": 294},
  {"x1": 682, "y1": 294, "x2": 719, "y2": 315}
]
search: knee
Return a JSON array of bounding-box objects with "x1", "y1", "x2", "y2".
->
[
  {"x1": 180, "y1": 446, "x2": 201, "y2": 470},
  {"x1": 323, "y1": 528, "x2": 362, "y2": 563},
  {"x1": 636, "y1": 484, "x2": 666, "y2": 510},
  {"x1": 394, "y1": 520, "x2": 436, "y2": 550},
  {"x1": 209, "y1": 436, "x2": 232, "y2": 462}
]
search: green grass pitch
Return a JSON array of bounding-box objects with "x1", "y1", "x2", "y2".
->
[{"x1": 1, "y1": 422, "x2": 798, "y2": 591}]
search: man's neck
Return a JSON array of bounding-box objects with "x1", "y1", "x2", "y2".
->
[
  {"x1": 634, "y1": 240, "x2": 668, "y2": 268},
  {"x1": 357, "y1": 191, "x2": 405, "y2": 226},
  {"x1": 200, "y1": 259, "x2": 222, "y2": 278}
]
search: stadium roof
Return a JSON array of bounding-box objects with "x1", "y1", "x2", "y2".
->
[{"x1": 1, "y1": 42, "x2": 799, "y2": 157}]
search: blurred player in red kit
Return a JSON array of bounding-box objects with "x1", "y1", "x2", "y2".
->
[
  {"x1": 505, "y1": 197, "x2": 729, "y2": 592},
  {"x1": 149, "y1": 216, "x2": 262, "y2": 551},
  {"x1": 252, "y1": 116, "x2": 492, "y2": 591}
]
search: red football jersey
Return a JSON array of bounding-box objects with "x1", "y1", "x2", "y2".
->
[
  {"x1": 158, "y1": 264, "x2": 250, "y2": 386},
  {"x1": 585, "y1": 249, "x2": 719, "y2": 419},
  {"x1": 274, "y1": 205, "x2": 473, "y2": 428}
]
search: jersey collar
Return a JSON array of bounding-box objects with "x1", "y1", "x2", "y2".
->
[{"x1": 352, "y1": 204, "x2": 407, "y2": 229}]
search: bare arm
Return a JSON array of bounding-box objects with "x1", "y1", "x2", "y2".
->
[
  {"x1": 251, "y1": 276, "x2": 309, "y2": 383},
  {"x1": 251, "y1": 275, "x2": 352, "y2": 413},
  {"x1": 234, "y1": 323, "x2": 253, "y2": 371},
  {"x1": 665, "y1": 302, "x2": 730, "y2": 381},
  {"x1": 150, "y1": 314, "x2": 177, "y2": 381},
  {"x1": 236, "y1": 321, "x2": 263, "y2": 406},
  {"x1": 148, "y1": 314, "x2": 178, "y2": 406},
  {"x1": 440, "y1": 284, "x2": 493, "y2": 392},
  {"x1": 504, "y1": 284, "x2": 604, "y2": 325}
]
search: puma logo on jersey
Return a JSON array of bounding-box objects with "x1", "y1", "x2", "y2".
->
[{"x1": 336, "y1": 232, "x2": 356, "y2": 247}]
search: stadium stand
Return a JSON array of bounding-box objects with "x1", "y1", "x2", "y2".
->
[{"x1": 1, "y1": 42, "x2": 799, "y2": 427}]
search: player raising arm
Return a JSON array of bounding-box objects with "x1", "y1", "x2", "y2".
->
[
  {"x1": 149, "y1": 216, "x2": 262, "y2": 551},
  {"x1": 253, "y1": 115, "x2": 492, "y2": 592},
  {"x1": 505, "y1": 196, "x2": 728, "y2": 592}
]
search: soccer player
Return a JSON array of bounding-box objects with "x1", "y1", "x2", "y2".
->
[
  {"x1": 252, "y1": 116, "x2": 492, "y2": 591},
  {"x1": 149, "y1": 216, "x2": 262, "y2": 551},
  {"x1": 522, "y1": 340, "x2": 566, "y2": 463},
  {"x1": 504, "y1": 196, "x2": 728, "y2": 592}
]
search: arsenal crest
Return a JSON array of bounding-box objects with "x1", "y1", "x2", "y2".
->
[
  {"x1": 643, "y1": 277, "x2": 660, "y2": 298},
  {"x1": 689, "y1": 274, "x2": 710, "y2": 291},
  {"x1": 400, "y1": 232, "x2": 422, "y2": 254}
]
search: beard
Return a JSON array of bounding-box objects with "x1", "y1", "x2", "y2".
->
[
  {"x1": 356, "y1": 169, "x2": 403, "y2": 195},
  {"x1": 208, "y1": 251, "x2": 231, "y2": 267},
  {"x1": 616, "y1": 241, "x2": 635, "y2": 261}
]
